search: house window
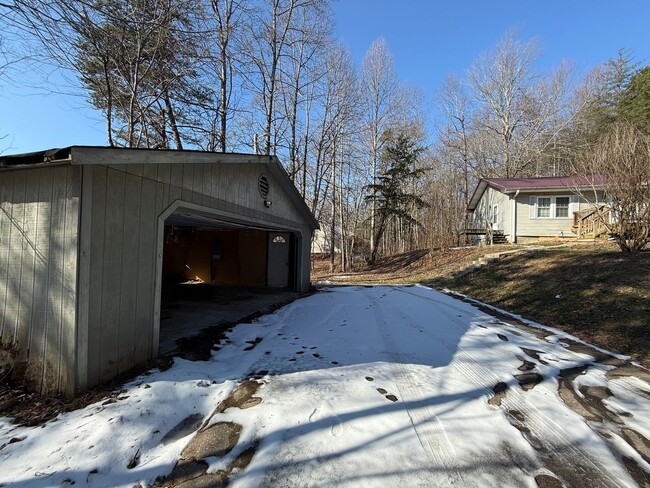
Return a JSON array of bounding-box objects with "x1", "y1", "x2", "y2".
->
[
  {"x1": 531, "y1": 195, "x2": 577, "y2": 219},
  {"x1": 492, "y1": 205, "x2": 498, "y2": 226},
  {"x1": 537, "y1": 197, "x2": 551, "y2": 218},
  {"x1": 555, "y1": 197, "x2": 570, "y2": 218}
]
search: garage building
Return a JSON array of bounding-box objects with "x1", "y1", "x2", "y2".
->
[{"x1": 0, "y1": 147, "x2": 318, "y2": 396}]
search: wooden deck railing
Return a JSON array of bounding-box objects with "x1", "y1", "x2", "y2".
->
[
  {"x1": 573, "y1": 206, "x2": 610, "y2": 238},
  {"x1": 461, "y1": 220, "x2": 502, "y2": 244},
  {"x1": 462, "y1": 219, "x2": 490, "y2": 235}
]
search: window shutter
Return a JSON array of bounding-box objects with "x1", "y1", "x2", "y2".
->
[
  {"x1": 529, "y1": 196, "x2": 537, "y2": 218},
  {"x1": 570, "y1": 195, "x2": 580, "y2": 215}
]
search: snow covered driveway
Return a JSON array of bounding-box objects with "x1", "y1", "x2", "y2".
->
[{"x1": 1, "y1": 285, "x2": 649, "y2": 487}]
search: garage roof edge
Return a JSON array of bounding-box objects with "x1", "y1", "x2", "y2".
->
[
  {"x1": 0, "y1": 146, "x2": 319, "y2": 231},
  {"x1": 267, "y1": 155, "x2": 319, "y2": 231}
]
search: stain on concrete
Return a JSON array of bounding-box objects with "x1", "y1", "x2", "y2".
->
[
  {"x1": 182, "y1": 422, "x2": 242, "y2": 461},
  {"x1": 534, "y1": 473, "x2": 563, "y2": 488}
]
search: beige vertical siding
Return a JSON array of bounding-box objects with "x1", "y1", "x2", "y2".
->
[
  {"x1": 80, "y1": 159, "x2": 312, "y2": 388},
  {"x1": 82, "y1": 165, "x2": 164, "y2": 385},
  {"x1": 0, "y1": 165, "x2": 80, "y2": 395}
]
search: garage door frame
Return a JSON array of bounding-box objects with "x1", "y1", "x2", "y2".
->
[{"x1": 152, "y1": 199, "x2": 306, "y2": 357}]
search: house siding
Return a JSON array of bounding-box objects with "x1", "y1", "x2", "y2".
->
[
  {"x1": 515, "y1": 191, "x2": 605, "y2": 237},
  {"x1": 473, "y1": 187, "x2": 512, "y2": 236},
  {"x1": 0, "y1": 165, "x2": 80, "y2": 395},
  {"x1": 79, "y1": 156, "x2": 313, "y2": 389}
]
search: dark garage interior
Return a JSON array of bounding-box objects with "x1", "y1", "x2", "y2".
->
[{"x1": 159, "y1": 219, "x2": 300, "y2": 354}]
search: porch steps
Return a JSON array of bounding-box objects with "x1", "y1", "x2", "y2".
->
[{"x1": 491, "y1": 231, "x2": 509, "y2": 245}]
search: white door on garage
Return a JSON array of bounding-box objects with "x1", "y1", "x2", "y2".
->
[{"x1": 268, "y1": 232, "x2": 290, "y2": 288}]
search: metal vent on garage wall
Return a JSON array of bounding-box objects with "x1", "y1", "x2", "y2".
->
[{"x1": 258, "y1": 175, "x2": 270, "y2": 199}]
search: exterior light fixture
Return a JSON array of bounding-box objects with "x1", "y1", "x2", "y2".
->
[{"x1": 264, "y1": 200, "x2": 272, "y2": 208}]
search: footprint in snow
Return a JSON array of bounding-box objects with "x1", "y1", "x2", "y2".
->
[
  {"x1": 497, "y1": 334, "x2": 509, "y2": 342},
  {"x1": 509, "y1": 410, "x2": 525, "y2": 422},
  {"x1": 376, "y1": 387, "x2": 398, "y2": 402}
]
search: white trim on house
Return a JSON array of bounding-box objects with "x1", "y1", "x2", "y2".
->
[
  {"x1": 510, "y1": 190, "x2": 519, "y2": 243},
  {"x1": 528, "y1": 195, "x2": 578, "y2": 219}
]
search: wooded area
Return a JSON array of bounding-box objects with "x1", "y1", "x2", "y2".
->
[{"x1": 2, "y1": 1, "x2": 650, "y2": 260}]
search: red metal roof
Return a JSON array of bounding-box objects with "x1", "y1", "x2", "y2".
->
[
  {"x1": 467, "y1": 175, "x2": 606, "y2": 211},
  {"x1": 483, "y1": 175, "x2": 606, "y2": 192}
]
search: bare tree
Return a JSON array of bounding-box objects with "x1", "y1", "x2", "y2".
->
[
  {"x1": 437, "y1": 74, "x2": 476, "y2": 205},
  {"x1": 322, "y1": 45, "x2": 359, "y2": 271},
  {"x1": 360, "y1": 37, "x2": 398, "y2": 255},
  {"x1": 0, "y1": 34, "x2": 10, "y2": 81},
  {"x1": 0, "y1": 33, "x2": 13, "y2": 150},
  {"x1": 467, "y1": 29, "x2": 573, "y2": 178},
  {"x1": 277, "y1": 1, "x2": 330, "y2": 182},
  {"x1": 205, "y1": 0, "x2": 247, "y2": 151},
  {"x1": 573, "y1": 123, "x2": 650, "y2": 252},
  {"x1": 243, "y1": 0, "x2": 319, "y2": 155},
  {"x1": 468, "y1": 30, "x2": 539, "y2": 177}
]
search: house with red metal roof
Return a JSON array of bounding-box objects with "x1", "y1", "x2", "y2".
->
[{"x1": 466, "y1": 176, "x2": 607, "y2": 243}]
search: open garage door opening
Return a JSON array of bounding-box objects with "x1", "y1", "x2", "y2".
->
[{"x1": 158, "y1": 213, "x2": 301, "y2": 355}]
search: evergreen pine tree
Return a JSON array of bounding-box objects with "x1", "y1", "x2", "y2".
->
[
  {"x1": 365, "y1": 133, "x2": 427, "y2": 263},
  {"x1": 618, "y1": 66, "x2": 650, "y2": 134}
]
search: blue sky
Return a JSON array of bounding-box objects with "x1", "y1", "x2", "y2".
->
[{"x1": 1, "y1": 0, "x2": 649, "y2": 154}]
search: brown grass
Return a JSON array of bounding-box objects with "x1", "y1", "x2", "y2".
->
[
  {"x1": 442, "y1": 244, "x2": 650, "y2": 368},
  {"x1": 312, "y1": 245, "x2": 520, "y2": 284}
]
